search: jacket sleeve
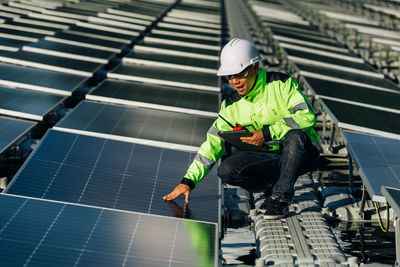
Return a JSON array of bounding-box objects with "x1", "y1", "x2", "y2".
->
[
  {"x1": 181, "y1": 104, "x2": 232, "y2": 188},
  {"x1": 265, "y1": 77, "x2": 316, "y2": 141}
]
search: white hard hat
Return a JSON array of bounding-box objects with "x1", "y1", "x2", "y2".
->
[{"x1": 217, "y1": 38, "x2": 261, "y2": 76}]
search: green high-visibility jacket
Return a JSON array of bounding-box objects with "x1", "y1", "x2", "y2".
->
[{"x1": 181, "y1": 68, "x2": 320, "y2": 189}]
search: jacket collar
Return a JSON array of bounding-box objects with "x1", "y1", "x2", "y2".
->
[{"x1": 243, "y1": 68, "x2": 265, "y2": 101}]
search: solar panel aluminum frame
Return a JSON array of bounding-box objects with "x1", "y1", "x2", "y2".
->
[{"x1": 0, "y1": 194, "x2": 221, "y2": 267}]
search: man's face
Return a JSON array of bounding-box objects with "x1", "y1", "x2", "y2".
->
[{"x1": 226, "y1": 65, "x2": 258, "y2": 96}]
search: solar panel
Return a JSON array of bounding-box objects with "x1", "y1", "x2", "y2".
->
[
  {"x1": 262, "y1": 19, "x2": 318, "y2": 31},
  {"x1": 272, "y1": 29, "x2": 339, "y2": 46},
  {"x1": 296, "y1": 63, "x2": 399, "y2": 90},
  {"x1": 0, "y1": 50, "x2": 103, "y2": 77},
  {"x1": 175, "y1": 4, "x2": 221, "y2": 14},
  {"x1": 381, "y1": 187, "x2": 400, "y2": 215},
  {"x1": 109, "y1": 63, "x2": 219, "y2": 92},
  {"x1": 303, "y1": 76, "x2": 400, "y2": 110},
  {"x1": 5, "y1": 130, "x2": 220, "y2": 223},
  {"x1": 4, "y1": 20, "x2": 63, "y2": 33},
  {"x1": 24, "y1": 39, "x2": 116, "y2": 62},
  {"x1": 155, "y1": 25, "x2": 220, "y2": 37},
  {"x1": 277, "y1": 37, "x2": 348, "y2": 54},
  {"x1": 320, "y1": 98, "x2": 400, "y2": 138},
  {"x1": 0, "y1": 37, "x2": 30, "y2": 51},
  {"x1": 0, "y1": 86, "x2": 65, "y2": 121},
  {"x1": 146, "y1": 32, "x2": 220, "y2": 46},
  {"x1": 0, "y1": 28, "x2": 44, "y2": 40},
  {"x1": 138, "y1": 42, "x2": 219, "y2": 57},
  {"x1": 116, "y1": 3, "x2": 170, "y2": 17},
  {"x1": 284, "y1": 47, "x2": 373, "y2": 71},
  {"x1": 0, "y1": 63, "x2": 87, "y2": 96},
  {"x1": 342, "y1": 131, "x2": 400, "y2": 202},
  {"x1": 87, "y1": 79, "x2": 219, "y2": 117},
  {"x1": 66, "y1": 26, "x2": 134, "y2": 42},
  {"x1": 124, "y1": 50, "x2": 218, "y2": 71},
  {"x1": 0, "y1": 194, "x2": 218, "y2": 266},
  {"x1": 50, "y1": 32, "x2": 129, "y2": 51},
  {"x1": 52, "y1": 6, "x2": 99, "y2": 16},
  {"x1": 55, "y1": 100, "x2": 215, "y2": 150},
  {"x1": 0, "y1": 116, "x2": 35, "y2": 154}
]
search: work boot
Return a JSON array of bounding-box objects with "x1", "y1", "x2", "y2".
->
[
  {"x1": 259, "y1": 187, "x2": 272, "y2": 212},
  {"x1": 262, "y1": 197, "x2": 288, "y2": 220}
]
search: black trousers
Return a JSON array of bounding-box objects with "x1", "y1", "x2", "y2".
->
[{"x1": 218, "y1": 129, "x2": 319, "y2": 202}]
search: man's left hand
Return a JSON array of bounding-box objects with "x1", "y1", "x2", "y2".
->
[{"x1": 240, "y1": 129, "x2": 265, "y2": 146}]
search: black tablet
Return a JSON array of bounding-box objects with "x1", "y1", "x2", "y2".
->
[{"x1": 217, "y1": 130, "x2": 270, "y2": 152}]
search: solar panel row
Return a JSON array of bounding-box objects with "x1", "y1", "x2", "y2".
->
[
  {"x1": 255, "y1": 0, "x2": 400, "y2": 210},
  {"x1": 271, "y1": 13, "x2": 400, "y2": 139},
  {"x1": 1, "y1": 0, "x2": 222, "y2": 266}
]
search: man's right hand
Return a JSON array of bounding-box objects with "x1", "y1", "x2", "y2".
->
[{"x1": 163, "y1": 184, "x2": 191, "y2": 203}]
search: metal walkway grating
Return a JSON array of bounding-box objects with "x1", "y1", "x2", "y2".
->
[{"x1": 252, "y1": 174, "x2": 347, "y2": 266}]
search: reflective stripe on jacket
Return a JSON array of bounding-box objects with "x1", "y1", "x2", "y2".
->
[{"x1": 184, "y1": 68, "x2": 321, "y2": 186}]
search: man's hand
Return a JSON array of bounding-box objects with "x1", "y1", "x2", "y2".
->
[
  {"x1": 240, "y1": 129, "x2": 265, "y2": 146},
  {"x1": 163, "y1": 184, "x2": 191, "y2": 203}
]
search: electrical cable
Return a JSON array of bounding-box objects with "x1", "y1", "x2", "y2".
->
[{"x1": 374, "y1": 201, "x2": 389, "y2": 232}]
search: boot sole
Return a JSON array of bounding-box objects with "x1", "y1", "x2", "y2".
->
[{"x1": 263, "y1": 210, "x2": 288, "y2": 220}]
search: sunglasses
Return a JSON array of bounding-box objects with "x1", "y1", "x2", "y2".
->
[{"x1": 225, "y1": 70, "x2": 249, "y2": 80}]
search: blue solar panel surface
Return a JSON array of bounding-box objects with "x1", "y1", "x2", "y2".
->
[
  {"x1": 0, "y1": 194, "x2": 217, "y2": 266},
  {"x1": 5, "y1": 130, "x2": 220, "y2": 223},
  {"x1": 0, "y1": 86, "x2": 65, "y2": 120},
  {"x1": 0, "y1": 63, "x2": 86, "y2": 95},
  {"x1": 342, "y1": 130, "x2": 400, "y2": 201},
  {"x1": 0, "y1": 116, "x2": 35, "y2": 154},
  {"x1": 382, "y1": 187, "x2": 400, "y2": 216},
  {"x1": 55, "y1": 100, "x2": 215, "y2": 148}
]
